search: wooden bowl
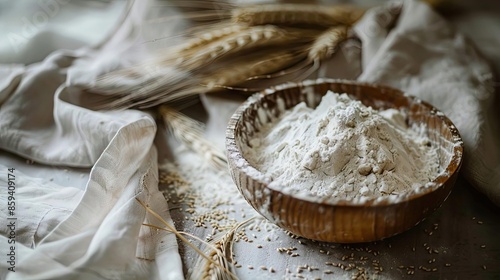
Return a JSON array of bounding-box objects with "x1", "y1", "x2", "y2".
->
[{"x1": 225, "y1": 79, "x2": 464, "y2": 243}]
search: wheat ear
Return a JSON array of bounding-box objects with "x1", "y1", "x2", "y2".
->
[
  {"x1": 240, "y1": 25, "x2": 350, "y2": 83},
  {"x1": 232, "y1": 4, "x2": 366, "y2": 27},
  {"x1": 190, "y1": 217, "x2": 257, "y2": 280},
  {"x1": 135, "y1": 199, "x2": 238, "y2": 280},
  {"x1": 181, "y1": 25, "x2": 299, "y2": 69},
  {"x1": 168, "y1": 24, "x2": 247, "y2": 64},
  {"x1": 159, "y1": 106, "x2": 227, "y2": 170},
  {"x1": 89, "y1": 24, "x2": 244, "y2": 97},
  {"x1": 90, "y1": 27, "x2": 301, "y2": 108},
  {"x1": 201, "y1": 50, "x2": 303, "y2": 90},
  {"x1": 279, "y1": 25, "x2": 349, "y2": 80},
  {"x1": 116, "y1": 49, "x2": 304, "y2": 108},
  {"x1": 308, "y1": 25, "x2": 349, "y2": 63},
  {"x1": 94, "y1": 49, "x2": 305, "y2": 108}
]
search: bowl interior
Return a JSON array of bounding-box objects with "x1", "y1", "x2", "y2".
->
[{"x1": 230, "y1": 79, "x2": 463, "y2": 206}]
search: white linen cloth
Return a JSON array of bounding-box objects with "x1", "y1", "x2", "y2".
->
[
  {"x1": 0, "y1": 0, "x2": 499, "y2": 279},
  {"x1": 355, "y1": 0, "x2": 500, "y2": 205},
  {"x1": 0, "y1": 0, "x2": 183, "y2": 279}
]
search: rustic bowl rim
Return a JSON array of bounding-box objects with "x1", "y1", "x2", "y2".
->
[{"x1": 226, "y1": 78, "x2": 464, "y2": 207}]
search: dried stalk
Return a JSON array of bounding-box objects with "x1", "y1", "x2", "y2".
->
[
  {"x1": 159, "y1": 105, "x2": 227, "y2": 170},
  {"x1": 232, "y1": 4, "x2": 366, "y2": 27},
  {"x1": 87, "y1": 3, "x2": 368, "y2": 110},
  {"x1": 190, "y1": 217, "x2": 257, "y2": 280},
  {"x1": 135, "y1": 198, "x2": 238, "y2": 279}
]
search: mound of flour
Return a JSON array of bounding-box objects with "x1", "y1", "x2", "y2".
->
[{"x1": 243, "y1": 91, "x2": 440, "y2": 200}]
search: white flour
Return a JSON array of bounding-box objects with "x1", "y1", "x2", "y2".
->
[{"x1": 243, "y1": 91, "x2": 440, "y2": 200}]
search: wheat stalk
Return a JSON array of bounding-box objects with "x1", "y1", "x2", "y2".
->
[
  {"x1": 122, "y1": 49, "x2": 304, "y2": 108},
  {"x1": 202, "y1": 49, "x2": 303, "y2": 90},
  {"x1": 91, "y1": 67, "x2": 195, "y2": 109},
  {"x1": 242, "y1": 26, "x2": 349, "y2": 82},
  {"x1": 90, "y1": 36, "x2": 308, "y2": 109},
  {"x1": 91, "y1": 25, "x2": 247, "y2": 99},
  {"x1": 159, "y1": 105, "x2": 227, "y2": 170},
  {"x1": 190, "y1": 217, "x2": 257, "y2": 280},
  {"x1": 167, "y1": 24, "x2": 248, "y2": 65},
  {"x1": 87, "y1": 3, "x2": 368, "y2": 110},
  {"x1": 135, "y1": 198, "x2": 238, "y2": 280}
]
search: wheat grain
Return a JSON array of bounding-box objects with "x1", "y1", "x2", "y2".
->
[{"x1": 232, "y1": 4, "x2": 365, "y2": 27}]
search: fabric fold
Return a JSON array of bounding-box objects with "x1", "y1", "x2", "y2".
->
[
  {"x1": 3, "y1": 113, "x2": 183, "y2": 280},
  {"x1": 0, "y1": 1, "x2": 183, "y2": 279},
  {"x1": 356, "y1": 0, "x2": 499, "y2": 205}
]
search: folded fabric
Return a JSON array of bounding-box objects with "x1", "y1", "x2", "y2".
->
[
  {"x1": 0, "y1": 1, "x2": 183, "y2": 279},
  {"x1": 355, "y1": 0, "x2": 500, "y2": 205}
]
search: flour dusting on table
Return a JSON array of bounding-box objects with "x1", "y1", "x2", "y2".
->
[{"x1": 243, "y1": 91, "x2": 440, "y2": 200}]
